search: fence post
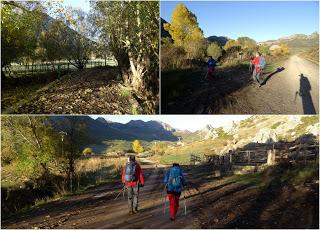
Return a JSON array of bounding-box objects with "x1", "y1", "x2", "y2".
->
[
  {"x1": 248, "y1": 151, "x2": 251, "y2": 163},
  {"x1": 267, "y1": 149, "x2": 276, "y2": 165}
]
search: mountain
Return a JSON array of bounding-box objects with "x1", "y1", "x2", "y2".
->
[
  {"x1": 161, "y1": 18, "x2": 171, "y2": 39},
  {"x1": 207, "y1": 35, "x2": 229, "y2": 46},
  {"x1": 259, "y1": 32, "x2": 319, "y2": 51},
  {"x1": 50, "y1": 116, "x2": 179, "y2": 143}
]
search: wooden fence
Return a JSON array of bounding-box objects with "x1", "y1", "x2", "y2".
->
[
  {"x1": 2, "y1": 59, "x2": 116, "y2": 77},
  {"x1": 191, "y1": 143, "x2": 319, "y2": 170}
]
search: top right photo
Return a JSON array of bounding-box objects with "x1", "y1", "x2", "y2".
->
[{"x1": 161, "y1": 0, "x2": 319, "y2": 114}]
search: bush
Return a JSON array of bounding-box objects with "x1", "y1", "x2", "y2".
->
[
  {"x1": 207, "y1": 42, "x2": 222, "y2": 60},
  {"x1": 161, "y1": 43, "x2": 188, "y2": 70},
  {"x1": 83, "y1": 148, "x2": 93, "y2": 155}
]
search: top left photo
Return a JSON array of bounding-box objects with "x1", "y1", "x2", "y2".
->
[{"x1": 1, "y1": 0, "x2": 159, "y2": 114}]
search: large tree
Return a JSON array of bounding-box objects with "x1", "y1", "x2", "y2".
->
[
  {"x1": 92, "y1": 1, "x2": 159, "y2": 109},
  {"x1": 164, "y1": 3, "x2": 205, "y2": 59},
  {"x1": 1, "y1": 1, "x2": 43, "y2": 74}
]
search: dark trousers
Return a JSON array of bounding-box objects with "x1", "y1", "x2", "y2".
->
[{"x1": 127, "y1": 184, "x2": 139, "y2": 211}]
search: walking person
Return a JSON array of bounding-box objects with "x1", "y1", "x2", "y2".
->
[
  {"x1": 122, "y1": 155, "x2": 145, "y2": 215},
  {"x1": 250, "y1": 52, "x2": 266, "y2": 85},
  {"x1": 205, "y1": 56, "x2": 217, "y2": 80},
  {"x1": 164, "y1": 163, "x2": 186, "y2": 221}
]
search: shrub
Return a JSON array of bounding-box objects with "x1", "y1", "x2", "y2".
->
[{"x1": 83, "y1": 148, "x2": 93, "y2": 155}]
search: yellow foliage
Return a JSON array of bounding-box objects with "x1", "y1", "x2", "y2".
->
[
  {"x1": 224, "y1": 39, "x2": 240, "y2": 50},
  {"x1": 132, "y1": 140, "x2": 144, "y2": 154},
  {"x1": 164, "y1": 3, "x2": 204, "y2": 48}
]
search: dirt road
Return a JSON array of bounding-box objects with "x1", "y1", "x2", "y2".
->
[
  {"x1": 2, "y1": 162, "x2": 318, "y2": 229},
  {"x1": 226, "y1": 55, "x2": 319, "y2": 114},
  {"x1": 2, "y1": 162, "x2": 203, "y2": 229}
]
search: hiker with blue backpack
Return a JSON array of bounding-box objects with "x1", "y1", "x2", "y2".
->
[
  {"x1": 205, "y1": 56, "x2": 217, "y2": 80},
  {"x1": 163, "y1": 163, "x2": 186, "y2": 221},
  {"x1": 122, "y1": 155, "x2": 145, "y2": 215},
  {"x1": 250, "y1": 52, "x2": 266, "y2": 85}
]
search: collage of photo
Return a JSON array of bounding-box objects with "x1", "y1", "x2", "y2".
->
[{"x1": 1, "y1": 0, "x2": 319, "y2": 229}]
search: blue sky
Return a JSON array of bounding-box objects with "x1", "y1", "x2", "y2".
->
[
  {"x1": 161, "y1": 1, "x2": 319, "y2": 41},
  {"x1": 90, "y1": 115, "x2": 250, "y2": 132}
]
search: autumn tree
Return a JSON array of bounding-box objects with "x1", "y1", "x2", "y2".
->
[
  {"x1": 164, "y1": 3, "x2": 205, "y2": 59},
  {"x1": 132, "y1": 140, "x2": 144, "y2": 154},
  {"x1": 53, "y1": 116, "x2": 88, "y2": 191},
  {"x1": 224, "y1": 39, "x2": 241, "y2": 51},
  {"x1": 207, "y1": 42, "x2": 222, "y2": 60},
  {"x1": 1, "y1": 1, "x2": 43, "y2": 75},
  {"x1": 62, "y1": 9, "x2": 95, "y2": 69},
  {"x1": 1, "y1": 116, "x2": 60, "y2": 181}
]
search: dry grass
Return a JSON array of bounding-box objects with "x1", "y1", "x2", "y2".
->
[{"x1": 76, "y1": 157, "x2": 127, "y2": 174}]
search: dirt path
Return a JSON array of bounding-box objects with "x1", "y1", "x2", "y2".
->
[
  {"x1": 2, "y1": 162, "x2": 204, "y2": 229},
  {"x1": 2, "y1": 162, "x2": 318, "y2": 229},
  {"x1": 225, "y1": 55, "x2": 319, "y2": 114}
]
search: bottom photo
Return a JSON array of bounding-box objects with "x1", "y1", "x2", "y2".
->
[{"x1": 1, "y1": 115, "x2": 319, "y2": 229}]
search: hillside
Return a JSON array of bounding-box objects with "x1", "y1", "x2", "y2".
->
[
  {"x1": 153, "y1": 115, "x2": 319, "y2": 164},
  {"x1": 50, "y1": 115, "x2": 318, "y2": 156},
  {"x1": 259, "y1": 32, "x2": 319, "y2": 53}
]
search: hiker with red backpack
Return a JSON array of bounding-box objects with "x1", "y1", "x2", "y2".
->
[
  {"x1": 163, "y1": 163, "x2": 186, "y2": 221},
  {"x1": 250, "y1": 52, "x2": 266, "y2": 85},
  {"x1": 122, "y1": 155, "x2": 145, "y2": 215}
]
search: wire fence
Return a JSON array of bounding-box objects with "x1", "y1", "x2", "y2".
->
[{"x1": 2, "y1": 58, "x2": 117, "y2": 77}]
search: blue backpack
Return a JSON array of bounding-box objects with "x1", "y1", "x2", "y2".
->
[
  {"x1": 208, "y1": 59, "x2": 216, "y2": 68},
  {"x1": 124, "y1": 162, "x2": 137, "y2": 182},
  {"x1": 168, "y1": 167, "x2": 182, "y2": 188},
  {"x1": 259, "y1": 56, "x2": 266, "y2": 69}
]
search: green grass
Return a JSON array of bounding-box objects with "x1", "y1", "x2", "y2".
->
[
  {"x1": 288, "y1": 115, "x2": 318, "y2": 137},
  {"x1": 271, "y1": 121, "x2": 283, "y2": 129},
  {"x1": 160, "y1": 152, "x2": 194, "y2": 165},
  {"x1": 119, "y1": 86, "x2": 131, "y2": 98},
  {"x1": 280, "y1": 161, "x2": 318, "y2": 185}
]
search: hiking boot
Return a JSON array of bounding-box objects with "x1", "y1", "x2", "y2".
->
[{"x1": 129, "y1": 210, "x2": 134, "y2": 215}]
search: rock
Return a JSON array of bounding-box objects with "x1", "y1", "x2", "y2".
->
[
  {"x1": 214, "y1": 218, "x2": 219, "y2": 223},
  {"x1": 306, "y1": 123, "x2": 319, "y2": 136},
  {"x1": 253, "y1": 128, "x2": 278, "y2": 143}
]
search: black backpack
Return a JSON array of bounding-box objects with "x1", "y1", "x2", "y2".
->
[{"x1": 124, "y1": 161, "x2": 137, "y2": 182}]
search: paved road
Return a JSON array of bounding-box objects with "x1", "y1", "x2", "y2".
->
[{"x1": 226, "y1": 55, "x2": 319, "y2": 114}]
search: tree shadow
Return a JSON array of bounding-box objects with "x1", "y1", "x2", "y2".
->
[
  {"x1": 295, "y1": 74, "x2": 316, "y2": 114},
  {"x1": 259, "y1": 67, "x2": 285, "y2": 86}
]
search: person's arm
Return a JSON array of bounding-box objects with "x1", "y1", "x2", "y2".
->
[
  {"x1": 121, "y1": 166, "x2": 125, "y2": 184},
  {"x1": 138, "y1": 164, "x2": 145, "y2": 185},
  {"x1": 164, "y1": 170, "x2": 169, "y2": 185}
]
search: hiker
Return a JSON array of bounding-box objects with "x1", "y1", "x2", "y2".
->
[
  {"x1": 164, "y1": 163, "x2": 186, "y2": 221},
  {"x1": 250, "y1": 52, "x2": 266, "y2": 84},
  {"x1": 206, "y1": 56, "x2": 217, "y2": 80},
  {"x1": 122, "y1": 155, "x2": 145, "y2": 215}
]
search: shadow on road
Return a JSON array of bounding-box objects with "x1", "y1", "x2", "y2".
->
[
  {"x1": 260, "y1": 67, "x2": 285, "y2": 86},
  {"x1": 295, "y1": 74, "x2": 316, "y2": 114}
]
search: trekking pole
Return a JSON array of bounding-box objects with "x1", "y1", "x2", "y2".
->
[
  {"x1": 114, "y1": 186, "x2": 126, "y2": 200},
  {"x1": 163, "y1": 183, "x2": 168, "y2": 214},
  {"x1": 183, "y1": 189, "x2": 187, "y2": 216}
]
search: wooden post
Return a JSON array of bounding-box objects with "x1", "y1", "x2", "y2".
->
[
  {"x1": 248, "y1": 151, "x2": 251, "y2": 163},
  {"x1": 267, "y1": 149, "x2": 276, "y2": 165}
]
